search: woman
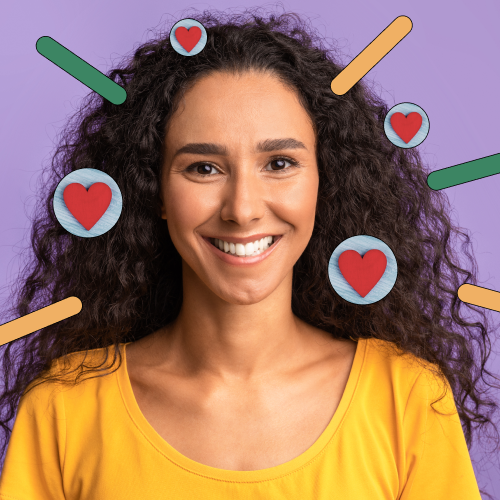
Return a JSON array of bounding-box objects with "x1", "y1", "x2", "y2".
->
[{"x1": 0, "y1": 8, "x2": 498, "y2": 499}]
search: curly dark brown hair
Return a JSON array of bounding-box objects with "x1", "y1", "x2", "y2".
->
[{"x1": 1, "y1": 6, "x2": 499, "y2": 493}]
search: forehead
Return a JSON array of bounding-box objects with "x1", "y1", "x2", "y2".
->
[{"x1": 165, "y1": 71, "x2": 316, "y2": 148}]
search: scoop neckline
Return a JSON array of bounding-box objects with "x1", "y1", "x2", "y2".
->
[{"x1": 117, "y1": 337, "x2": 367, "y2": 483}]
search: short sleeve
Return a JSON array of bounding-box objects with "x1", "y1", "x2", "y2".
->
[
  {"x1": 0, "y1": 372, "x2": 67, "y2": 500},
  {"x1": 399, "y1": 368, "x2": 481, "y2": 500}
]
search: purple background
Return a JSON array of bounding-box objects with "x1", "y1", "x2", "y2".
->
[{"x1": 1, "y1": 0, "x2": 499, "y2": 495}]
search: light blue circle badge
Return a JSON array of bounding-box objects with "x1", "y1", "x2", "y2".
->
[
  {"x1": 328, "y1": 235, "x2": 398, "y2": 305},
  {"x1": 170, "y1": 19, "x2": 207, "y2": 56},
  {"x1": 384, "y1": 102, "x2": 430, "y2": 149},
  {"x1": 53, "y1": 168, "x2": 122, "y2": 237}
]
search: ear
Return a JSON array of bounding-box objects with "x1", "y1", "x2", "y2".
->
[{"x1": 158, "y1": 195, "x2": 167, "y2": 220}]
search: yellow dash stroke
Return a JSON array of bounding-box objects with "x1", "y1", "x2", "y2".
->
[
  {"x1": 458, "y1": 284, "x2": 500, "y2": 313},
  {"x1": 331, "y1": 16, "x2": 413, "y2": 96},
  {"x1": 0, "y1": 297, "x2": 82, "y2": 347}
]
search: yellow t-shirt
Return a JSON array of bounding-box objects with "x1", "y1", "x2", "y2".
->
[{"x1": 0, "y1": 338, "x2": 481, "y2": 499}]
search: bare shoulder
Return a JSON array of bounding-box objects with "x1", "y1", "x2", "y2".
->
[
  {"x1": 125, "y1": 330, "x2": 165, "y2": 369},
  {"x1": 297, "y1": 318, "x2": 358, "y2": 364}
]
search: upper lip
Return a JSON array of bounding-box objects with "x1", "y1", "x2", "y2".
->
[{"x1": 202, "y1": 233, "x2": 280, "y2": 245}]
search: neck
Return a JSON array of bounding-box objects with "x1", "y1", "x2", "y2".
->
[{"x1": 159, "y1": 263, "x2": 309, "y2": 380}]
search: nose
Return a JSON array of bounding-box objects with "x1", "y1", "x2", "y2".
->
[{"x1": 219, "y1": 165, "x2": 266, "y2": 226}]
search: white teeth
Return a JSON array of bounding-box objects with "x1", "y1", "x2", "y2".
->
[
  {"x1": 211, "y1": 236, "x2": 276, "y2": 257},
  {"x1": 244, "y1": 242, "x2": 254, "y2": 256}
]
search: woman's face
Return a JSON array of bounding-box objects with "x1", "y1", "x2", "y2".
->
[{"x1": 161, "y1": 70, "x2": 319, "y2": 305}]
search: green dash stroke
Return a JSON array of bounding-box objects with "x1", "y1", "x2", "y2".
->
[
  {"x1": 427, "y1": 153, "x2": 500, "y2": 190},
  {"x1": 36, "y1": 36, "x2": 127, "y2": 105}
]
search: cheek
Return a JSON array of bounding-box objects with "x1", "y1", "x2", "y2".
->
[
  {"x1": 272, "y1": 174, "x2": 319, "y2": 232},
  {"x1": 163, "y1": 178, "x2": 218, "y2": 239},
  {"x1": 162, "y1": 169, "x2": 319, "y2": 239}
]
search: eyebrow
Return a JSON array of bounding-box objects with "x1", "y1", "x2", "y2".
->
[{"x1": 172, "y1": 138, "x2": 307, "y2": 159}]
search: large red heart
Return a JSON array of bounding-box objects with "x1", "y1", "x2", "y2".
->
[
  {"x1": 63, "y1": 182, "x2": 112, "y2": 231},
  {"x1": 390, "y1": 112, "x2": 422, "y2": 143},
  {"x1": 175, "y1": 26, "x2": 202, "y2": 52},
  {"x1": 338, "y1": 249, "x2": 387, "y2": 298}
]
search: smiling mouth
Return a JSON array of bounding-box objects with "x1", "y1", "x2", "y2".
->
[{"x1": 209, "y1": 236, "x2": 278, "y2": 257}]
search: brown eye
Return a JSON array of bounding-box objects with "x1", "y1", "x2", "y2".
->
[
  {"x1": 270, "y1": 159, "x2": 287, "y2": 170},
  {"x1": 189, "y1": 164, "x2": 218, "y2": 175},
  {"x1": 264, "y1": 158, "x2": 297, "y2": 171},
  {"x1": 198, "y1": 164, "x2": 214, "y2": 174}
]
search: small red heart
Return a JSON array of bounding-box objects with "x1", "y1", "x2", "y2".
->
[
  {"x1": 63, "y1": 182, "x2": 112, "y2": 231},
  {"x1": 338, "y1": 249, "x2": 387, "y2": 298},
  {"x1": 390, "y1": 112, "x2": 423, "y2": 143},
  {"x1": 175, "y1": 26, "x2": 202, "y2": 52}
]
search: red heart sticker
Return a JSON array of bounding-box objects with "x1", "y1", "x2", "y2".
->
[
  {"x1": 63, "y1": 182, "x2": 112, "y2": 231},
  {"x1": 338, "y1": 249, "x2": 387, "y2": 298},
  {"x1": 175, "y1": 26, "x2": 202, "y2": 52},
  {"x1": 390, "y1": 112, "x2": 423, "y2": 143}
]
